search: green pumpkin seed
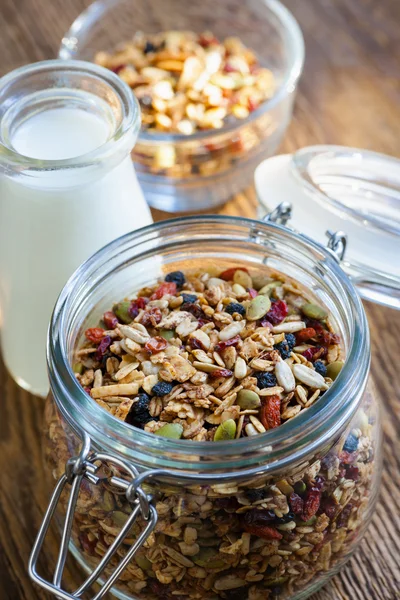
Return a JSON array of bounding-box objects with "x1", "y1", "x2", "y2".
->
[
  {"x1": 237, "y1": 389, "x2": 261, "y2": 409},
  {"x1": 326, "y1": 361, "x2": 344, "y2": 381},
  {"x1": 73, "y1": 362, "x2": 83, "y2": 374},
  {"x1": 111, "y1": 511, "x2": 129, "y2": 528},
  {"x1": 258, "y1": 281, "x2": 282, "y2": 296},
  {"x1": 246, "y1": 295, "x2": 271, "y2": 321},
  {"x1": 159, "y1": 329, "x2": 175, "y2": 340},
  {"x1": 252, "y1": 274, "x2": 274, "y2": 290},
  {"x1": 214, "y1": 419, "x2": 236, "y2": 441},
  {"x1": 193, "y1": 547, "x2": 225, "y2": 569},
  {"x1": 294, "y1": 481, "x2": 306, "y2": 495},
  {"x1": 233, "y1": 269, "x2": 253, "y2": 289},
  {"x1": 155, "y1": 423, "x2": 183, "y2": 439},
  {"x1": 113, "y1": 301, "x2": 132, "y2": 324},
  {"x1": 301, "y1": 516, "x2": 317, "y2": 526},
  {"x1": 135, "y1": 555, "x2": 152, "y2": 571},
  {"x1": 301, "y1": 302, "x2": 328, "y2": 321}
]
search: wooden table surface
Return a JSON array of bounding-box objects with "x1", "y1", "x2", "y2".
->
[{"x1": 1, "y1": 1, "x2": 399, "y2": 599}]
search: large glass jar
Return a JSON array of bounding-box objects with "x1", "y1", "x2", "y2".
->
[{"x1": 32, "y1": 217, "x2": 381, "y2": 600}]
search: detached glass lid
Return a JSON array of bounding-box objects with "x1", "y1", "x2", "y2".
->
[{"x1": 255, "y1": 145, "x2": 400, "y2": 310}]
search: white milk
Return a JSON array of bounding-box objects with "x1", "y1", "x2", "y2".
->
[{"x1": 0, "y1": 101, "x2": 152, "y2": 397}]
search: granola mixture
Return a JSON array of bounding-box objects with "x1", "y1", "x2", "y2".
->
[
  {"x1": 42, "y1": 267, "x2": 376, "y2": 599},
  {"x1": 95, "y1": 32, "x2": 275, "y2": 134},
  {"x1": 75, "y1": 267, "x2": 345, "y2": 440}
]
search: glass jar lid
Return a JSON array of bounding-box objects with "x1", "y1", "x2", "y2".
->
[{"x1": 255, "y1": 145, "x2": 400, "y2": 310}]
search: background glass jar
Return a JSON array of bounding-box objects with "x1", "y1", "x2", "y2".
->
[{"x1": 35, "y1": 217, "x2": 381, "y2": 600}]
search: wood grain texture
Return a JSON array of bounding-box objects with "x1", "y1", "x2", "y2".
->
[{"x1": 0, "y1": 0, "x2": 399, "y2": 599}]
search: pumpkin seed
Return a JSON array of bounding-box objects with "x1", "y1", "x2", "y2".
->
[
  {"x1": 135, "y1": 555, "x2": 152, "y2": 571},
  {"x1": 214, "y1": 419, "x2": 236, "y2": 441},
  {"x1": 301, "y1": 302, "x2": 328, "y2": 320},
  {"x1": 237, "y1": 389, "x2": 261, "y2": 409},
  {"x1": 258, "y1": 281, "x2": 282, "y2": 296},
  {"x1": 73, "y1": 362, "x2": 83, "y2": 374},
  {"x1": 193, "y1": 547, "x2": 225, "y2": 568},
  {"x1": 246, "y1": 295, "x2": 271, "y2": 321},
  {"x1": 326, "y1": 361, "x2": 344, "y2": 380},
  {"x1": 113, "y1": 301, "x2": 132, "y2": 324},
  {"x1": 155, "y1": 423, "x2": 183, "y2": 439},
  {"x1": 233, "y1": 269, "x2": 252, "y2": 288},
  {"x1": 111, "y1": 511, "x2": 129, "y2": 528},
  {"x1": 159, "y1": 329, "x2": 175, "y2": 340}
]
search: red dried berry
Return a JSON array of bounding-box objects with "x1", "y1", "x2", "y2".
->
[
  {"x1": 259, "y1": 318, "x2": 273, "y2": 329},
  {"x1": 219, "y1": 267, "x2": 249, "y2": 281},
  {"x1": 181, "y1": 302, "x2": 206, "y2": 320},
  {"x1": 289, "y1": 493, "x2": 304, "y2": 515},
  {"x1": 296, "y1": 328, "x2": 316, "y2": 343},
  {"x1": 103, "y1": 311, "x2": 119, "y2": 329},
  {"x1": 96, "y1": 335, "x2": 112, "y2": 361},
  {"x1": 317, "y1": 330, "x2": 340, "y2": 346},
  {"x1": 214, "y1": 335, "x2": 241, "y2": 353},
  {"x1": 85, "y1": 327, "x2": 105, "y2": 343},
  {"x1": 189, "y1": 337, "x2": 206, "y2": 350},
  {"x1": 302, "y1": 346, "x2": 327, "y2": 362},
  {"x1": 150, "y1": 282, "x2": 177, "y2": 300},
  {"x1": 336, "y1": 503, "x2": 354, "y2": 528},
  {"x1": 301, "y1": 488, "x2": 321, "y2": 521},
  {"x1": 223, "y1": 62, "x2": 237, "y2": 73},
  {"x1": 209, "y1": 368, "x2": 233, "y2": 378},
  {"x1": 79, "y1": 532, "x2": 97, "y2": 556},
  {"x1": 128, "y1": 296, "x2": 149, "y2": 318},
  {"x1": 345, "y1": 466, "x2": 359, "y2": 481},
  {"x1": 141, "y1": 307, "x2": 162, "y2": 327},
  {"x1": 243, "y1": 523, "x2": 283, "y2": 540},
  {"x1": 247, "y1": 288, "x2": 258, "y2": 298},
  {"x1": 264, "y1": 300, "x2": 288, "y2": 325},
  {"x1": 320, "y1": 498, "x2": 338, "y2": 520},
  {"x1": 144, "y1": 336, "x2": 167, "y2": 355},
  {"x1": 260, "y1": 395, "x2": 281, "y2": 430}
]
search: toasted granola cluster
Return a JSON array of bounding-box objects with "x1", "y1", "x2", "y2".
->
[
  {"x1": 95, "y1": 31, "x2": 275, "y2": 134},
  {"x1": 75, "y1": 267, "x2": 344, "y2": 441}
]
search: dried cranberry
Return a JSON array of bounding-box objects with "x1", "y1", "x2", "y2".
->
[
  {"x1": 302, "y1": 346, "x2": 327, "y2": 362},
  {"x1": 264, "y1": 300, "x2": 288, "y2": 325},
  {"x1": 181, "y1": 302, "x2": 205, "y2": 320},
  {"x1": 209, "y1": 368, "x2": 233, "y2": 378},
  {"x1": 144, "y1": 336, "x2": 168, "y2": 354},
  {"x1": 289, "y1": 493, "x2": 304, "y2": 515},
  {"x1": 320, "y1": 498, "x2": 338, "y2": 520},
  {"x1": 296, "y1": 328, "x2": 316, "y2": 343},
  {"x1": 248, "y1": 97, "x2": 259, "y2": 112},
  {"x1": 214, "y1": 335, "x2": 241, "y2": 353},
  {"x1": 96, "y1": 335, "x2": 112, "y2": 361},
  {"x1": 189, "y1": 337, "x2": 206, "y2": 350},
  {"x1": 345, "y1": 466, "x2": 359, "y2": 481},
  {"x1": 247, "y1": 288, "x2": 258, "y2": 298},
  {"x1": 141, "y1": 307, "x2": 162, "y2": 327},
  {"x1": 340, "y1": 450, "x2": 357, "y2": 464},
  {"x1": 103, "y1": 311, "x2": 118, "y2": 329},
  {"x1": 302, "y1": 488, "x2": 321, "y2": 521},
  {"x1": 111, "y1": 64, "x2": 127, "y2": 74},
  {"x1": 129, "y1": 296, "x2": 148, "y2": 318},
  {"x1": 85, "y1": 327, "x2": 105, "y2": 343},
  {"x1": 259, "y1": 318, "x2": 274, "y2": 329},
  {"x1": 150, "y1": 282, "x2": 177, "y2": 300}
]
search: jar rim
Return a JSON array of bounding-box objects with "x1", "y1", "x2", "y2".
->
[
  {"x1": 48, "y1": 215, "x2": 370, "y2": 474},
  {"x1": 0, "y1": 59, "x2": 140, "y2": 172}
]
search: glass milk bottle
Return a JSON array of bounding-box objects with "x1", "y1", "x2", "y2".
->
[{"x1": 0, "y1": 60, "x2": 152, "y2": 397}]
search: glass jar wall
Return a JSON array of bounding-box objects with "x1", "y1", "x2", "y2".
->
[{"x1": 39, "y1": 217, "x2": 382, "y2": 600}]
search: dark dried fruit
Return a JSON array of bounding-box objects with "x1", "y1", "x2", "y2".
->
[
  {"x1": 343, "y1": 433, "x2": 359, "y2": 453},
  {"x1": 152, "y1": 381, "x2": 174, "y2": 396},
  {"x1": 302, "y1": 488, "x2": 321, "y2": 521},
  {"x1": 320, "y1": 498, "x2": 338, "y2": 520},
  {"x1": 264, "y1": 300, "x2": 288, "y2": 325},
  {"x1": 85, "y1": 327, "x2": 105, "y2": 343},
  {"x1": 150, "y1": 282, "x2": 177, "y2": 300},
  {"x1": 244, "y1": 508, "x2": 276, "y2": 526},
  {"x1": 214, "y1": 335, "x2": 241, "y2": 353},
  {"x1": 181, "y1": 293, "x2": 198, "y2": 304},
  {"x1": 314, "y1": 360, "x2": 327, "y2": 377},
  {"x1": 289, "y1": 493, "x2": 304, "y2": 515},
  {"x1": 126, "y1": 394, "x2": 152, "y2": 427},
  {"x1": 245, "y1": 488, "x2": 269, "y2": 502},
  {"x1": 165, "y1": 271, "x2": 185, "y2": 289},
  {"x1": 225, "y1": 302, "x2": 245, "y2": 316},
  {"x1": 144, "y1": 41, "x2": 156, "y2": 53},
  {"x1": 256, "y1": 371, "x2": 277, "y2": 389},
  {"x1": 302, "y1": 346, "x2": 327, "y2": 362},
  {"x1": 316, "y1": 330, "x2": 340, "y2": 347},
  {"x1": 145, "y1": 336, "x2": 168, "y2": 354},
  {"x1": 129, "y1": 296, "x2": 148, "y2": 318},
  {"x1": 181, "y1": 302, "x2": 206, "y2": 320},
  {"x1": 96, "y1": 335, "x2": 112, "y2": 361},
  {"x1": 345, "y1": 465, "x2": 359, "y2": 481},
  {"x1": 274, "y1": 333, "x2": 296, "y2": 360},
  {"x1": 103, "y1": 311, "x2": 119, "y2": 329},
  {"x1": 336, "y1": 503, "x2": 354, "y2": 528},
  {"x1": 260, "y1": 395, "x2": 281, "y2": 430},
  {"x1": 141, "y1": 307, "x2": 162, "y2": 327},
  {"x1": 209, "y1": 368, "x2": 233, "y2": 378}
]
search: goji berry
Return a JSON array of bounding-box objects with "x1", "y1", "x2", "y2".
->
[
  {"x1": 96, "y1": 335, "x2": 112, "y2": 361},
  {"x1": 85, "y1": 327, "x2": 105, "y2": 343},
  {"x1": 144, "y1": 336, "x2": 167, "y2": 354},
  {"x1": 150, "y1": 282, "x2": 177, "y2": 300},
  {"x1": 296, "y1": 328, "x2": 316, "y2": 343},
  {"x1": 301, "y1": 488, "x2": 321, "y2": 521},
  {"x1": 243, "y1": 523, "x2": 282, "y2": 540},
  {"x1": 141, "y1": 307, "x2": 162, "y2": 327},
  {"x1": 219, "y1": 267, "x2": 248, "y2": 281},
  {"x1": 209, "y1": 368, "x2": 233, "y2": 378},
  {"x1": 260, "y1": 395, "x2": 281, "y2": 430},
  {"x1": 214, "y1": 335, "x2": 241, "y2": 353},
  {"x1": 103, "y1": 311, "x2": 118, "y2": 329},
  {"x1": 264, "y1": 300, "x2": 288, "y2": 325}
]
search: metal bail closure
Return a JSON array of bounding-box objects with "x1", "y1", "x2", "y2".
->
[{"x1": 28, "y1": 434, "x2": 158, "y2": 600}]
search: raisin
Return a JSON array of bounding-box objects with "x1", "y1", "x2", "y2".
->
[
  {"x1": 245, "y1": 488, "x2": 269, "y2": 502},
  {"x1": 214, "y1": 335, "x2": 241, "y2": 353},
  {"x1": 215, "y1": 497, "x2": 240, "y2": 511},
  {"x1": 181, "y1": 293, "x2": 198, "y2": 303},
  {"x1": 145, "y1": 336, "x2": 167, "y2": 354},
  {"x1": 225, "y1": 302, "x2": 245, "y2": 316},
  {"x1": 260, "y1": 395, "x2": 281, "y2": 430},
  {"x1": 264, "y1": 300, "x2": 288, "y2": 325},
  {"x1": 143, "y1": 41, "x2": 156, "y2": 53},
  {"x1": 103, "y1": 311, "x2": 118, "y2": 329},
  {"x1": 256, "y1": 371, "x2": 277, "y2": 389},
  {"x1": 343, "y1": 433, "x2": 359, "y2": 453},
  {"x1": 95, "y1": 335, "x2": 112, "y2": 361},
  {"x1": 85, "y1": 327, "x2": 105, "y2": 343},
  {"x1": 152, "y1": 381, "x2": 173, "y2": 396},
  {"x1": 129, "y1": 296, "x2": 148, "y2": 318},
  {"x1": 125, "y1": 394, "x2": 152, "y2": 427},
  {"x1": 165, "y1": 271, "x2": 185, "y2": 288},
  {"x1": 150, "y1": 282, "x2": 177, "y2": 300},
  {"x1": 314, "y1": 360, "x2": 327, "y2": 377}
]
